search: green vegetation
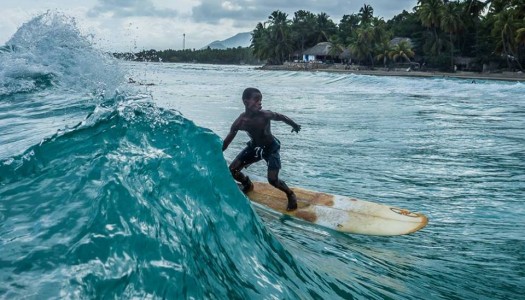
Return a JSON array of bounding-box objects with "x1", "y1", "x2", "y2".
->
[
  {"x1": 116, "y1": 0, "x2": 525, "y2": 72},
  {"x1": 113, "y1": 47, "x2": 260, "y2": 65},
  {"x1": 251, "y1": 0, "x2": 524, "y2": 71}
]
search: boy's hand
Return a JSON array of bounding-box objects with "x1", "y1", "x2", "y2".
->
[{"x1": 291, "y1": 124, "x2": 301, "y2": 133}]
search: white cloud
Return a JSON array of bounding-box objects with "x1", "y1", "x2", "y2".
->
[
  {"x1": 222, "y1": 1, "x2": 243, "y2": 12},
  {"x1": 1, "y1": 0, "x2": 418, "y2": 51},
  {"x1": 87, "y1": 0, "x2": 179, "y2": 18}
]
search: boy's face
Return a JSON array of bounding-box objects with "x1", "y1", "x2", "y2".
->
[{"x1": 244, "y1": 92, "x2": 262, "y2": 112}]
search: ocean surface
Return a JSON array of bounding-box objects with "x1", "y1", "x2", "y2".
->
[{"x1": 1, "y1": 13, "x2": 524, "y2": 299}]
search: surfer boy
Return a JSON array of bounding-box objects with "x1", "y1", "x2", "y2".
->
[{"x1": 222, "y1": 87, "x2": 301, "y2": 211}]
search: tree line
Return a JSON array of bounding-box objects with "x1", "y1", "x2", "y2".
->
[
  {"x1": 115, "y1": 0, "x2": 524, "y2": 72},
  {"x1": 252, "y1": 0, "x2": 524, "y2": 71},
  {"x1": 113, "y1": 47, "x2": 260, "y2": 65}
]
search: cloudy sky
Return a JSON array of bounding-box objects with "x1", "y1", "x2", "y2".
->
[{"x1": 1, "y1": 0, "x2": 418, "y2": 52}]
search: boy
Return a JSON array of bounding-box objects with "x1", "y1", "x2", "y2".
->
[{"x1": 222, "y1": 87, "x2": 301, "y2": 211}]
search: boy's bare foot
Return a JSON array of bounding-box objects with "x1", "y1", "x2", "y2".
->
[
  {"x1": 286, "y1": 192, "x2": 297, "y2": 211},
  {"x1": 242, "y1": 181, "x2": 253, "y2": 194},
  {"x1": 241, "y1": 177, "x2": 254, "y2": 194}
]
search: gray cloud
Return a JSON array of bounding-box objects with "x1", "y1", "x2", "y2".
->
[
  {"x1": 192, "y1": 0, "x2": 418, "y2": 27},
  {"x1": 88, "y1": 0, "x2": 178, "y2": 18}
]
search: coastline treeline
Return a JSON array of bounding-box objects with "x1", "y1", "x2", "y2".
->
[
  {"x1": 114, "y1": 47, "x2": 260, "y2": 65},
  {"x1": 116, "y1": 0, "x2": 524, "y2": 72},
  {"x1": 252, "y1": 0, "x2": 524, "y2": 72}
]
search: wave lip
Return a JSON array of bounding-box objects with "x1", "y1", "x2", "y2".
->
[{"x1": 1, "y1": 12, "x2": 123, "y2": 96}]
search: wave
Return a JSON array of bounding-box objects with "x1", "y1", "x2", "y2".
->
[
  {"x1": 0, "y1": 12, "x2": 123, "y2": 96},
  {"x1": 0, "y1": 12, "x2": 130, "y2": 161},
  {"x1": 0, "y1": 99, "x2": 342, "y2": 298}
]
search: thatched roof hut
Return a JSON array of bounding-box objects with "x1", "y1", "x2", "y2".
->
[
  {"x1": 303, "y1": 42, "x2": 333, "y2": 56},
  {"x1": 302, "y1": 42, "x2": 347, "y2": 62}
]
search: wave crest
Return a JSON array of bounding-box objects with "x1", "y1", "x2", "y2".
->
[{"x1": 1, "y1": 12, "x2": 123, "y2": 96}]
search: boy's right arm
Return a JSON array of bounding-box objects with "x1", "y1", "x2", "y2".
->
[
  {"x1": 222, "y1": 117, "x2": 241, "y2": 151},
  {"x1": 222, "y1": 130, "x2": 237, "y2": 151}
]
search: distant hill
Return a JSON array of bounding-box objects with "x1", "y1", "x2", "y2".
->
[{"x1": 202, "y1": 32, "x2": 252, "y2": 50}]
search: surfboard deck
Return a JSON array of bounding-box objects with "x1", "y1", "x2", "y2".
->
[{"x1": 243, "y1": 181, "x2": 428, "y2": 236}]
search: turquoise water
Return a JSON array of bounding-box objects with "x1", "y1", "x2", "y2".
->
[{"x1": 1, "y1": 13, "x2": 524, "y2": 299}]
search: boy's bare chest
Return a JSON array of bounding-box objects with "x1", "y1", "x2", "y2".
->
[{"x1": 238, "y1": 116, "x2": 269, "y2": 132}]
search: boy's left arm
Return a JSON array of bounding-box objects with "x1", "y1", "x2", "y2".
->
[{"x1": 270, "y1": 111, "x2": 301, "y2": 133}]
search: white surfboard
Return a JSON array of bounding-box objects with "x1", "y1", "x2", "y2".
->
[{"x1": 244, "y1": 181, "x2": 428, "y2": 236}]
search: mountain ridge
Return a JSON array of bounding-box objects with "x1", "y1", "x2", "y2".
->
[{"x1": 202, "y1": 32, "x2": 251, "y2": 50}]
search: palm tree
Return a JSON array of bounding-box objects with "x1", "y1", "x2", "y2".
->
[
  {"x1": 462, "y1": 0, "x2": 487, "y2": 57},
  {"x1": 328, "y1": 36, "x2": 346, "y2": 61},
  {"x1": 375, "y1": 39, "x2": 393, "y2": 68},
  {"x1": 291, "y1": 10, "x2": 317, "y2": 52},
  {"x1": 314, "y1": 12, "x2": 338, "y2": 44},
  {"x1": 389, "y1": 40, "x2": 415, "y2": 64},
  {"x1": 349, "y1": 26, "x2": 375, "y2": 65},
  {"x1": 266, "y1": 10, "x2": 293, "y2": 64},
  {"x1": 417, "y1": 0, "x2": 444, "y2": 55},
  {"x1": 440, "y1": 1, "x2": 463, "y2": 70},
  {"x1": 251, "y1": 22, "x2": 272, "y2": 61},
  {"x1": 338, "y1": 14, "x2": 360, "y2": 45},
  {"x1": 491, "y1": 8, "x2": 522, "y2": 70},
  {"x1": 358, "y1": 4, "x2": 374, "y2": 25}
]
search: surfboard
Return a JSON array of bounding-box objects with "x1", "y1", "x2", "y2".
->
[{"x1": 244, "y1": 181, "x2": 428, "y2": 236}]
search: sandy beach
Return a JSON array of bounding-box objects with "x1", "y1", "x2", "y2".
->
[{"x1": 260, "y1": 64, "x2": 525, "y2": 82}]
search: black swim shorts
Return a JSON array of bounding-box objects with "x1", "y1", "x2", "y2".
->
[{"x1": 235, "y1": 138, "x2": 282, "y2": 170}]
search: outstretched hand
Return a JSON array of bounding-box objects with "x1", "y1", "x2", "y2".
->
[{"x1": 291, "y1": 124, "x2": 301, "y2": 133}]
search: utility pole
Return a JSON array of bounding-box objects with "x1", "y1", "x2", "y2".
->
[{"x1": 183, "y1": 33, "x2": 186, "y2": 50}]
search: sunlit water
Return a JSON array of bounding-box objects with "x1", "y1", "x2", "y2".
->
[{"x1": 1, "y1": 12, "x2": 524, "y2": 299}]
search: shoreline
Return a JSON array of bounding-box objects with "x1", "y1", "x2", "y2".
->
[{"x1": 259, "y1": 64, "x2": 525, "y2": 82}]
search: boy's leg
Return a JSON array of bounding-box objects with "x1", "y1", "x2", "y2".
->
[
  {"x1": 229, "y1": 159, "x2": 253, "y2": 193},
  {"x1": 267, "y1": 169, "x2": 297, "y2": 211},
  {"x1": 264, "y1": 139, "x2": 297, "y2": 211},
  {"x1": 228, "y1": 142, "x2": 263, "y2": 193}
]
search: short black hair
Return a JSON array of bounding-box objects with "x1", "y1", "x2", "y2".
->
[{"x1": 242, "y1": 87, "x2": 261, "y2": 100}]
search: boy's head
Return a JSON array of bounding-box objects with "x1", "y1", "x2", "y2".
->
[
  {"x1": 242, "y1": 88, "x2": 261, "y2": 101},
  {"x1": 242, "y1": 87, "x2": 262, "y2": 111}
]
